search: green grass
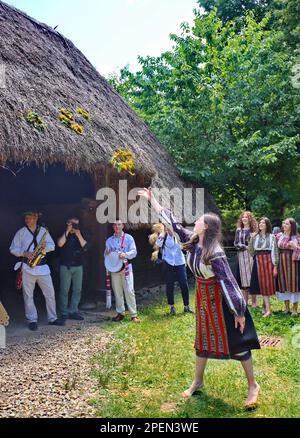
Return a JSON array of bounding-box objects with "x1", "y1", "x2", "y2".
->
[{"x1": 90, "y1": 292, "x2": 300, "y2": 418}]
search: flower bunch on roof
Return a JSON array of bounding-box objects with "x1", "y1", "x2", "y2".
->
[
  {"x1": 71, "y1": 123, "x2": 84, "y2": 135},
  {"x1": 60, "y1": 108, "x2": 74, "y2": 120},
  {"x1": 76, "y1": 107, "x2": 90, "y2": 120},
  {"x1": 59, "y1": 107, "x2": 84, "y2": 135}
]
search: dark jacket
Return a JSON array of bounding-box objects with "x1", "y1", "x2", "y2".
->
[{"x1": 60, "y1": 233, "x2": 88, "y2": 268}]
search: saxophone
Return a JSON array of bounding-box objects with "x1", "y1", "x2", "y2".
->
[{"x1": 28, "y1": 229, "x2": 48, "y2": 268}]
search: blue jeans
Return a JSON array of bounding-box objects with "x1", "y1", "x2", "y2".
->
[
  {"x1": 59, "y1": 265, "x2": 83, "y2": 317},
  {"x1": 165, "y1": 263, "x2": 190, "y2": 306}
]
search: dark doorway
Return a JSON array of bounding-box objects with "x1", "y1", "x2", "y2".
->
[{"x1": 0, "y1": 162, "x2": 95, "y2": 324}]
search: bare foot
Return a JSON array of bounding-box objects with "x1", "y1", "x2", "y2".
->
[
  {"x1": 244, "y1": 383, "x2": 260, "y2": 409},
  {"x1": 263, "y1": 311, "x2": 272, "y2": 318},
  {"x1": 284, "y1": 309, "x2": 291, "y2": 315},
  {"x1": 291, "y1": 312, "x2": 299, "y2": 317},
  {"x1": 182, "y1": 381, "x2": 203, "y2": 398}
]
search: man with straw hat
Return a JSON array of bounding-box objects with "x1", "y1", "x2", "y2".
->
[{"x1": 10, "y1": 210, "x2": 64, "y2": 331}]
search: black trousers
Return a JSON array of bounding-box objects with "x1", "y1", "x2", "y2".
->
[{"x1": 165, "y1": 262, "x2": 190, "y2": 306}]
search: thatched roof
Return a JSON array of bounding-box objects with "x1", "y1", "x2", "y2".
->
[{"x1": 0, "y1": 1, "x2": 218, "y2": 215}]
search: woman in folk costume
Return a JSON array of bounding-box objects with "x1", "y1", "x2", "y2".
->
[
  {"x1": 234, "y1": 211, "x2": 257, "y2": 307},
  {"x1": 138, "y1": 188, "x2": 260, "y2": 409},
  {"x1": 276, "y1": 218, "x2": 300, "y2": 316},
  {"x1": 249, "y1": 218, "x2": 279, "y2": 317}
]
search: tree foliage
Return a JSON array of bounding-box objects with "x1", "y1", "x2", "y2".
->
[
  {"x1": 109, "y1": 5, "x2": 300, "y2": 218},
  {"x1": 197, "y1": 0, "x2": 273, "y2": 22}
]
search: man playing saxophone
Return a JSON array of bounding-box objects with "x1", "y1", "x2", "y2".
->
[{"x1": 10, "y1": 210, "x2": 64, "y2": 331}]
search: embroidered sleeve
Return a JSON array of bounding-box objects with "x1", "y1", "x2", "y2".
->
[
  {"x1": 248, "y1": 235, "x2": 255, "y2": 257},
  {"x1": 276, "y1": 232, "x2": 286, "y2": 249},
  {"x1": 234, "y1": 229, "x2": 246, "y2": 250},
  {"x1": 292, "y1": 235, "x2": 300, "y2": 261},
  {"x1": 159, "y1": 209, "x2": 192, "y2": 244},
  {"x1": 210, "y1": 252, "x2": 246, "y2": 317},
  {"x1": 234, "y1": 229, "x2": 240, "y2": 248}
]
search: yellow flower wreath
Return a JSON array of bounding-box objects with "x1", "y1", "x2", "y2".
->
[{"x1": 111, "y1": 149, "x2": 135, "y2": 176}]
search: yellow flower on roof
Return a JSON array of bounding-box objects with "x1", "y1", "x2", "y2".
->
[
  {"x1": 59, "y1": 108, "x2": 74, "y2": 120},
  {"x1": 111, "y1": 149, "x2": 135, "y2": 176},
  {"x1": 59, "y1": 114, "x2": 72, "y2": 127},
  {"x1": 76, "y1": 107, "x2": 90, "y2": 120},
  {"x1": 71, "y1": 123, "x2": 84, "y2": 135}
]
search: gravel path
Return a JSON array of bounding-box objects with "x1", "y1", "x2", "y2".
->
[{"x1": 0, "y1": 315, "x2": 112, "y2": 418}]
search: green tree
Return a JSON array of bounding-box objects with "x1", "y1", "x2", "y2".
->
[
  {"x1": 272, "y1": 0, "x2": 300, "y2": 49},
  {"x1": 197, "y1": 0, "x2": 273, "y2": 21},
  {"x1": 110, "y1": 10, "x2": 300, "y2": 218}
]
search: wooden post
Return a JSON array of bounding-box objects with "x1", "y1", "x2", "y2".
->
[
  {"x1": 80, "y1": 164, "x2": 108, "y2": 302},
  {"x1": 80, "y1": 196, "x2": 104, "y2": 301},
  {"x1": 92, "y1": 166, "x2": 109, "y2": 300}
]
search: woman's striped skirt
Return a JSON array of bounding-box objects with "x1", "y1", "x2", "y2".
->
[
  {"x1": 195, "y1": 276, "x2": 260, "y2": 360},
  {"x1": 250, "y1": 251, "x2": 276, "y2": 296},
  {"x1": 277, "y1": 249, "x2": 300, "y2": 293},
  {"x1": 237, "y1": 250, "x2": 253, "y2": 289}
]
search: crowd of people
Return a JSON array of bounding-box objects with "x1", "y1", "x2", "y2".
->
[
  {"x1": 138, "y1": 188, "x2": 261, "y2": 409},
  {"x1": 137, "y1": 189, "x2": 300, "y2": 409},
  {"x1": 9, "y1": 212, "x2": 89, "y2": 331},
  {"x1": 7, "y1": 211, "x2": 142, "y2": 330},
  {"x1": 4, "y1": 198, "x2": 300, "y2": 409},
  {"x1": 234, "y1": 211, "x2": 300, "y2": 317}
]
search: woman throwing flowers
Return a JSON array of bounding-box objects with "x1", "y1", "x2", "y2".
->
[{"x1": 138, "y1": 188, "x2": 261, "y2": 409}]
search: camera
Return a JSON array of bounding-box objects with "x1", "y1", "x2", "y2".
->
[{"x1": 72, "y1": 223, "x2": 80, "y2": 230}]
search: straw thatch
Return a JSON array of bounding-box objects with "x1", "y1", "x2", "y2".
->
[{"x1": 0, "y1": 1, "x2": 218, "y2": 217}]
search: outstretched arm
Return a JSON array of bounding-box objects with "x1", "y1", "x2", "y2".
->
[
  {"x1": 138, "y1": 187, "x2": 192, "y2": 244},
  {"x1": 138, "y1": 187, "x2": 162, "y2": 213}
]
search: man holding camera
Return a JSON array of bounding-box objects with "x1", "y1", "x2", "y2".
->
[{"x1": 57, "y1": 217, "x2": 88, "y2": 321}]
